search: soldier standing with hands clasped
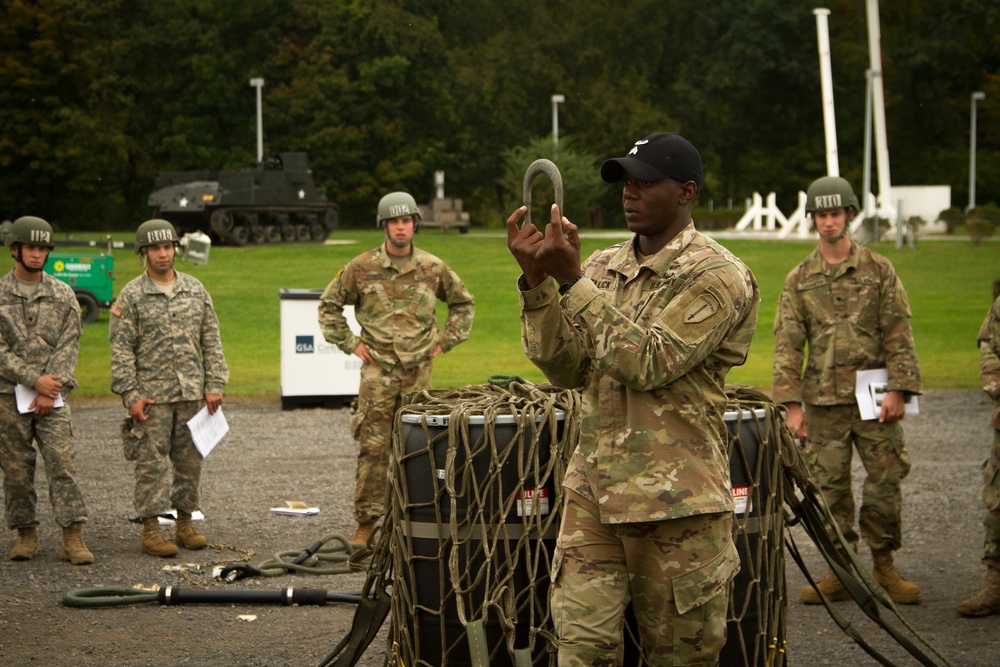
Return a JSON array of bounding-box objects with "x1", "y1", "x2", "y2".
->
[
  {"x1": 772, "y1": 176, "x2": 923, "y2": 605},
  {"x1": 110, "y1": 219, "x2": 229, "y2": 558},
  {"x1": 507, "y1": 133, "x2": 760, "y2": 665},
  {"x1": 1, "y1": 216, "x2": 93, "y2": 564},
  {"x1": 319, "y1": 192, "x2": 475, "y2": 546}
]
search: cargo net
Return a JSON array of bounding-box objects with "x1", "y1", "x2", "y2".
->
[
  {"x1": 721, "y1": 384, "x2": 793, "y2": 667},
  {"x1": 386, "y1": 381, "x2": 580, "y2": 667},
  {"x1": 369, "y1": 381, "x2": 795, "y2": 667}
]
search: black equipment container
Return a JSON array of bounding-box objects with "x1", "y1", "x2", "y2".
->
[
  {"x1": 721, "y1": 407, "x2": 778, "y2": 667},
  {"x1": 394, "y1": 410, "x2": 565, "y2": 666}
]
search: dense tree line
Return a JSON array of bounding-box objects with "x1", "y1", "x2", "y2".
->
[{"x1": 1, "y1": 0, "x2": 997, "y2": 231}]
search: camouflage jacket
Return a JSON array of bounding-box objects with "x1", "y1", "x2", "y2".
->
[
  {"x1": 318, "y1": 243, "x2": 475, "y2": 373},
  {"x1": 519, "y1": 223, "x2": 760, "y2": 524},
  {"x1": 980, "y1": 295, "x2": 1000, "y2": 429},
  {"x1": 772, "y1": 242, "x2": 922, "y2": 406},
  {"x1": 0, "y1": 270, "x2": 81, "y2": 396},
  {"x1": 109, "y1": 271, "x2": 229, "y2": 408}
]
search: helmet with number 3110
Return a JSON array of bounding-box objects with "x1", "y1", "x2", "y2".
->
[{"x1": 805, "y1": 176, "x2": 861, "y2": 215}]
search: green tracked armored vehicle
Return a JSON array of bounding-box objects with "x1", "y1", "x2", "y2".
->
[{"x1": 147, "y1": 152, "x2": 337, "y2": 246}]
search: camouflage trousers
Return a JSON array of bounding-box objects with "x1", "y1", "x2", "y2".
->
[
  {"x1": 351, "y1": 361, "x2": 432, "y2": 524},
  {"x1": 0, "y1": 396, "x2": 87, "y2": 529},
  {"x1": 981, "y1": 429, "x2": 1000, "y2": 569},
  {"x1": 122, "y1": 400, "x2": 204, "y2": 518},
  {"x1": 550, "y1": 489, "x2": 737, "y2": 667},
  {"x1": 802, "y1": 402, "x2": 911, "y2": 552}
]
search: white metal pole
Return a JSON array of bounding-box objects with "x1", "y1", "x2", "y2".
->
[
  {"x1": 866, "y1": 0, "x2": 893, "y2": 217},
  {"x1": 970, "y1": 91, "x2": 985, "y2": 210},
  {"x1": 862, "y1": 69, "x2": 874, "y2": 219},
  {"x1": 250, "y1": 78, "x2": 265, "y2": 163},
  {"x1": 814, "y1": 8, "x2": 839, "y2": 177},
  {"x1": 551, "y1": 94, "x2": 565, "y2": 154},
  {"x1": 435, "y1": 170, "x2": 445, "y2": 200}
]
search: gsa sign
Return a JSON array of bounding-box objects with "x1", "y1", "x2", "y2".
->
[{"x1": 295, "y1": 335, "x2": 315, "y2": 353}]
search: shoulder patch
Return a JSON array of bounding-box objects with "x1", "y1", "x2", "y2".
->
[
  {"x1": 685, "y1": 293, "x2": 720, "y2": 323},
  {"x1": 110, "y1": 302, "x2": 122, "y2": 317}
]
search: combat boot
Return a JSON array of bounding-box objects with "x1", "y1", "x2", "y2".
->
[
  {"x1": 9, "y1": 527, "x2": 38, "y2": 561},
  {"x1": 174, "y1": 510, "x2": 207, "y2": 550},
  {"x1": 956, "y1": 568, "x2": 1000, "y2": 617},
  {"x1": 800, "y1": 571, "x2": 851, "y2": 604},
  {"x1": 350, "y1": 521, "x2": 375, "y2": 546},
  {"x1": 61, "y1": 522, "x2": 94, "y2": 565},
  {"x1": 141, "y1": 517, "x2": 179, "y2": 557},
  {"x1": 871, "y1": 547, "x2": 921, "y2": 604}
]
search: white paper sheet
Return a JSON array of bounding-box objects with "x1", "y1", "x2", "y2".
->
[
  {"x1": 158, "y1": 509, "x2": 205, "y2": 526},
  {"x1": 15, "y1": 384, "x2": 64, "y2": 414},
  {"x1": 855, "y1": 368, "x2": 919, "y2": 420},
  {"x1": 269, "y1": 500, "x2": 319, "y2": 516},
  {"x1": 186, "y1": 405, "x2": 229, "y2": 457}
]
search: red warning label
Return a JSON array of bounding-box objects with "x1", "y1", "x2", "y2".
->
[{"x1": 516, "y1": 488, "x2": 550, "y2": 516}]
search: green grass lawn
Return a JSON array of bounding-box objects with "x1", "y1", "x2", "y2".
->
[{"x1": 65, "y1": 229, "x2": 998, "y2": 398}]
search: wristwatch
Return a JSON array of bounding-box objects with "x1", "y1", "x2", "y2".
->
[{"x1": 558, "y1": 274, "x2": 585, "y2": 296}]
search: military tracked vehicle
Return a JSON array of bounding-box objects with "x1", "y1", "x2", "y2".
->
[{"x1": 147, "y1": 152, "x2": 337, "y2": 246}]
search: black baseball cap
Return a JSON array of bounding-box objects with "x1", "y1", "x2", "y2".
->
[{"x1": 600, "y1": 133, "x2": 703, "y2": 191}]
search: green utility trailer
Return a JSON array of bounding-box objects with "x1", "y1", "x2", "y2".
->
[{"x1": 46, "y1": 253, "x2": 115, "y2": 324}]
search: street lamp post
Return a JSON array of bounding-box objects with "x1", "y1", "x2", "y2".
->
[
  {"x1": 969, "y1": 91, "x2": 986, "y2": 211},
  {"x1": 250, "y1": 77, "x2": 265, "y2": 163},
  {"x1": 551, "y1": 94, "x2": 565, "y2": 155}
]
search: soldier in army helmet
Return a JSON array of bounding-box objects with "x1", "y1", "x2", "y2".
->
[
  {"x1": 1, "y1": 215, "x2": 94, "y2": 565},
  {"x1": 376, "y1": 191, "x2": 423, "y2": 248},
  {"x1": 320, "y1": 191, "x2": 475, "y2": 546},
  {"x1": 6, "y1": 215, "x2": 55, "y2": 273},
  {"x1": 506, "y1": 132, "x2": 760, "y2": 664},
  {"x1": 773, "y1": 175, "x2": 923, "y2": 605},
  {"x1": 110, "y1": 219, "x2": 229, "y2": 558},
  {"x1": 805, "y1": 175, "x2": 862, "y2": 244}
]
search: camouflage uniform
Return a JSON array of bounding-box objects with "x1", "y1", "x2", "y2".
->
[
  {"x1": 978, "y1": 295, "x2": 1000, "y2": 568},
  {"x1": 319, "y1": 243, "x2": 474, "y2": 524},
  {"x1": 519, "y1": 223, "x2": 760, "y2": 665},
  {"x1": 772, "y1": 241, "x2": 921, "y2": 552},
  {"x1": 109, "y1": 272, "x2": 229, "y2": 518},
  {"x1": 0, "y1": 270, "x2": 88, "y2": 529}
]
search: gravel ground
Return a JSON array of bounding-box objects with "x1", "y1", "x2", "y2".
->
[{"x1": 0, "y1": 388, "x2": 996, "y2": 666}]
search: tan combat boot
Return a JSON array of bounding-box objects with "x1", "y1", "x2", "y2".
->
[
  {"x1": 800, "y1": 571, "x2": 852, "y2": 604},
  {"x1": 141, "y1": 517, "x2": 179, "y2": 557},
  {"x1": 956, "y1": 568, "x2": 1000, "y2": 617},
  {"x1": 9, "y1": 527, "x2": 38, "y2": 561},
  {"x1": 871, "y1": 547, "x2": 921, "y2": 604},
  {"x1": 61, "y1": 522, "x2": 94, "y2": 565},
  {"x1": 350, "y1": 521, "x2": 375, "y2": 547},
  {"x1": 174, "y1": 510, "x2": 207, "y2": 550}
]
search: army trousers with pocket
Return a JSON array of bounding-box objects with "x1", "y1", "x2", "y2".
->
[
  {"x1": 802, "y1": 402, "x2": 912, "y2": 552},
  {"x1": 123, "y1": 400, "x2": 204, "y2": 518},
  {"x1": 980, "y1": 429, "x2": 1000, "y2": 569},
  {"x1": 0, "y1": 397, "x2": 87, "y2": 529},
  {"x1": 550, "y1": 488, "x2": 738, "y2": 667},
  {"x1": 350, "y1": 361, "x2": 432, "y2": 525}
]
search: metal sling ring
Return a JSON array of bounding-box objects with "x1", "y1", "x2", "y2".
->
[{"x1": 522, "y1": 158, "x2": 564, "y2": 228}]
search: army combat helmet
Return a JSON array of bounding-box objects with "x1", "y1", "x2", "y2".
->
[
  {"x1": 376, "y1": 191, "x2": 422, "y2": 228},
  {"x1": 806, "y1": 176, "x2": 859, "y2": 244},
  {"x1": 5, "y1": 215, "x2": 55, "y2": 249},
  {"x1": 135, "y1": 219, "x2": 179, "y2": 254},
  {"x1": 805, "y1": 176, "x2": 861, "y2": 215}
]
